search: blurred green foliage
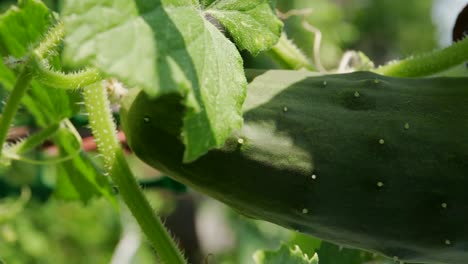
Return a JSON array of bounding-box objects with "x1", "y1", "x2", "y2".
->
[
  {"x1": 0, "y1": 199, "x2": 119, "y2": 264},
  {"x1": 277, "y1": 0, "x2": 436, "y2": 68}
]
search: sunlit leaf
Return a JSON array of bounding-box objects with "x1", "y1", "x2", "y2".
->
[
  {"x1": 0, "y1": 0, "x2": 52, "y2": 57},
  {"x1": 205, "y1": 0, "x2": 283, "y2": 55},
  {"x1": 62, "y1": 0, "x2": 248, "y2": 162}
]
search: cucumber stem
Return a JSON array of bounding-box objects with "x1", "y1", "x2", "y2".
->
[
  {"x1": 0, "y1": 66, "x2": 32, "y2": 157},
  {"x1": 268, "y1": 32, "x2": 316, "y2": 71},
  {"x1": 33, "y1": 22, "x2": 65, "y2": 59},
  {"x1": 82, "y1": 82, "x2": 187, "y2": 264},
  {"x1": 16, "y1": 123, "x2": 60, "y2": 154},
  {"x1": 31, "y1": 22, "x2": 101, "y2": 89},
  {"x1": 32, "y1": 57, "x2": 101, "y2": 89},
  {"x1": 375, "y1": 37, "x2": 468, "y2": 77}
]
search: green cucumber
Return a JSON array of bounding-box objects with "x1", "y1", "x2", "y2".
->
[{"x1": 120, "y1": 70, "x2": 468, "y2": 264}]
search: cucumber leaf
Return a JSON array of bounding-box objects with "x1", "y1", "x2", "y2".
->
[
  {"x1": 0, "y1": 0, "x2": 51, "y2": 57},
  {"x1": 253, "y1": 244, "x2": 319, "y2": 264},
  {"x1": 199, "y1": 0, "x2": 216, "y2": 8},
  {"x1": 61, "y1": 0, "x2": 252, "y2": 162},
  {"x1": 205, "y1": 0, "x2": 283, "y2": 55}
]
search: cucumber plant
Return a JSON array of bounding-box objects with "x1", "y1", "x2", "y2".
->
[{"x1": 0, "y1": 0, "x2": 467, "y2": 263}]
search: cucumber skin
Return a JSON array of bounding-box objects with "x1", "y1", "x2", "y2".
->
[{"x1": 121, "y1": 71, "x2": 468, "y2": 264}]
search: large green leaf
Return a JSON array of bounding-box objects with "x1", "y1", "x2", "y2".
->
[
  {"x1": 199, "y1": 0, "x2": 216, "y2": 8},
  {"x1": 205, "y1": 0, "x2": 283, "y2": 55},
  {"x1": 61, "y1": 0, "x2": 250, "y2": 162},
  {"x1": 0, "y1": 0, "x2": 51, "y2": 57}
]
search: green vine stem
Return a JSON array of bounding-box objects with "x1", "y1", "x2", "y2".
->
[
  {"x1": 3, "y1": 122, "x2": 60, "y2": 162},
  {"x1": 375, "y1": 37, "x2": 468, "y2": 77},
  {"x1": 268, "y1": 32, "x2": 316, "y2": 71},
  {"x1": 3, "y1": 121, "x2": 82, "y2": 164},
  {"x1": 16, "y1": 123, "x2": 60, "y2": 154},
  {"x1": 34, "y1": 22, "x2": 64, "y2": 59},
  {"x1": 82, "y1": 82, "x2": 187, "y2": 264},
  {"x1": 31, "y1": 22, "x2": 101, "y2": 89},
  {"x1": 32, "y1": 57, "x2": 101, "y2": 89},
  {"x1": 0, "y1": 65, "x2": 33, "y2": 157},
  {"x1": 82, "y1": 82, "x2": 119, "y2": 168}
]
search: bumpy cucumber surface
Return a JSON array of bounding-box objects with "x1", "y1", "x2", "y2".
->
[{"x1": 121, "y1": 70, "x2": 468, "y2": 264}]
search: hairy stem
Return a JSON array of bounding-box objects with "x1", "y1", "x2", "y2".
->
[
  {"x1": 0, "y1": 66, "x2": 32, "y2": 156},
  {"x1": 32, "y1": 57, "x2": 101, "y2": 89},
  {"x1": 375, "y1": 37, "x2": 468, "y2": 77},
  {"x1": 34, "y1": 22, "x2": 64, "y2": 59},
  {"x1": 2, "y1": 121, "x2": 82, "y2": 164},
  {"x1": 17, "y1": 123, "x2": 60, "y2": 154},
  {"x1": 268, "y1": 33, "x2": 315, "y2": 71},
  {"x1": 31, "y1": 22, "x2": 101, "y2": 89},
  {"x1": 82, "y1": 82, "x2": 119, "y2": 167},
  {"x1": 82, "y1": 82, "x2": 186, "y2": 264}
]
